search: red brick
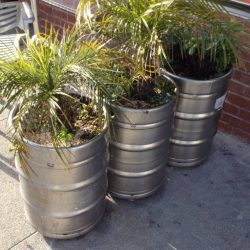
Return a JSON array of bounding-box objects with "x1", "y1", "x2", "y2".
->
[
  {"x1": 39, "y1": 10, "x2": 48, "y2": 17},
  {"x1": 67, "y1": 14, "x2": 76, "y2": 24},
  {"x1": 62, "y1": 23, "x2": 74, "y2": 30},
  {"x1": 227, "y1": 93, "x2": 250, "y2": 109},
  {"x1": 218, "y1": 121, "x2": 233, "y2": 134},
  {"x1": 37, "y1": 1, "x2": 77, "y2": 34},
  {"x1": 238, "y1": 47, "x2": 250, "y2": 62},
  {"x1": 223, "y1": 102, "x2": 239, "y2": 115},
  {"x1": 231, "y1": 69, "x2": 250, "y2": 85},
  {"x1": 228, "y1": 80, "x2": 246, "y2": 95},
  {"x1": 239, "y1": 110, "x2": 250, "y2": 122},
  {"x1": 231, "y1": 128, "x2": 250, "y2": 144},
  {"x1": 237, "y1": 31, "x2": 250, "y2": 48},
  {"x1": 38, "y1": 2, "x2": 52, "y2": 14},
  {"x1": 219, "y1": 120, "x2": 250, "y2": 144},
  {"x1": 240, "y1": 19, "x2": 250, "y2": 30},
  {"x1": 39, "y1": 18, "x2": 49, "y2": 29},
  {"x1": 51, "y1": 17, "x2": 62, "y2": 27},
  {"x1": 41, "y1": 17, "x2": 62, "y2": 30},
  {"x1": 221, "y1": 113, "x2": 250, "y2": 132},
  {"x1": 214, "y1": 14, "x2": 249, "y2": 143},
  {"x1": 241, "y1": 60, "x2": 250, "y2": 73},
  {"x1": 245, "y1": 87, "x2": 250, "y2": 98},
  {"x1": 52, "y1": 7, "x2": 68, "y2": 20}
]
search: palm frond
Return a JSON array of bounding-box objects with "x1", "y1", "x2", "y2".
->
[
  {"x1": 0, "y1": 25, "x2": 114, "y2": 172},
  {"x1": 77, "y1": 0, "x2": 243, "y2": 73}
]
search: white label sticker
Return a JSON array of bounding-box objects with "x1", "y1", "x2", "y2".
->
[{"x1": 215, "y1": 93, "x2": 227, "y2": 110}]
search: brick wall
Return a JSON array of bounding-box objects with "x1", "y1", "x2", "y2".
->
[
  {"x1": 219, "y1": 17, "x2": 250, "y2": 143},
  {"x1": 37, "y1": 0, "x2": 76, "y2": 33},
  {"x1": 36, "y1": 1, "x2": 250, "y2": 144}
]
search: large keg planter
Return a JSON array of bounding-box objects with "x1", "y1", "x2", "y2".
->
[
  {"x1": 108, "y1": 91, "x2": 176, "y2": 199},
  {"x1": 167, "y1": 69, "x2": 232, "y2": 167},
  {"x1": 9, "y1": 107, "x2": 108, "y2": 239},
  {"x1": 0, "y1": 26, "x2": 114, "y2": 239}
]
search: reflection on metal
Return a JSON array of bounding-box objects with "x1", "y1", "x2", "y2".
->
[
  {"x1": 167, "y1": 70, "x2": 232, "y2": 167},
  {"x1": 108, "y1": 98, "x2": 176, "y2": 200}
]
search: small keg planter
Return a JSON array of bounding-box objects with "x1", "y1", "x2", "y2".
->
[
  {"x1": 166, "y1": 69, "x2": 232, "y2": 167},
  {"x1": 9, "y1": 107, "x2": 108, "y2": 239},
  {"x1": 108, "y1": 81, "x2": 176, "y2": 199}
]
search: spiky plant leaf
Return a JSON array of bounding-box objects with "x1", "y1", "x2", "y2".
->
[
  {"x1": 77, "y1": 0, "x2": 243, "y2": 74},
  {"x1": 0, "y1": 25, "x2": 113, "y2": 172}
]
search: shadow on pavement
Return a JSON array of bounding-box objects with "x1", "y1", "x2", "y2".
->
[{"x1": 0, "y1": 154, "x2": 18, "y2": 181}]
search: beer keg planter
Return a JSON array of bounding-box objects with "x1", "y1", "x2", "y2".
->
[
  {"x1": 9, "y1": 107, "x2": 108, "y2": 239},
  {"x1": 0, "y1": 27, "x2": 113, "y2": 239},
  {"x1": 166, "y1": 70, "x2": 232, "y2": 167},
  {"x1": 108, "y1": 76, "x2": 177, "y2": 200}
]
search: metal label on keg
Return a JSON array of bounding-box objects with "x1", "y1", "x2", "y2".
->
[{"x1": 215, "y1": 93, "x2": 227, "y2": 110}]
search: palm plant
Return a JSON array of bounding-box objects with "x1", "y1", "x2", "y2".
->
[
  {"x1": 77, "y1": 0, "x2": 179, "y2": 108},
  {"x1": 77, "y1": 1, "x2": 181, "y2": 199},
  {"x1": 101, "y1": 57, "x2": 176, "y2": 109},
  {"x1": 77, "y1": 0, "x2": 169, "y2": 69},
  {"x1": 162, "y1": 0, "x2": 243, "y2": 79},
  {"x1": 0, "y1": 26, "x2": 112, "y2": 171},
  {"x1": 77, "y1": 0, "x2": 243, "y2": 79}
]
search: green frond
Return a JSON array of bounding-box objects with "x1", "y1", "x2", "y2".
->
[
  {"x1": 77, "y1": 0, "x2": 243, "y2": 74},
  {"x1": 0, "y1": 24, "x2": 114, "y2": 172}
]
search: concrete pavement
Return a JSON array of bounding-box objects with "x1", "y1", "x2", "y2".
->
[{"x1": 0, "y1": 106, "x2": 249, "y2": 250}]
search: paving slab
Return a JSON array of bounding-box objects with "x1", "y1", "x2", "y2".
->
[
  {"x1": 0, "y1": 163, "x2": 36, "y2": 250},
  {"x1": 1, "y1": 130, "x2": 249, "y2": 250},
  {"x1": 0, "y1": 103, "x2": 35, "y2": 250},
  {"x1": 0, "y1": 100, "x2": 14, "y2": 167}
]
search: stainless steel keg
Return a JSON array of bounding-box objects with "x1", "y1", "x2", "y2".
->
[{"x1": 167, "y1": 70, "x2": 232, "y2": 167}]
